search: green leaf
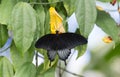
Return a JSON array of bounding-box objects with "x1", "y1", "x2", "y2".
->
[
  {"x1": 0, "y1": 24, "x2": 8, "y2": 47},
  {"x1": 75, "y1": 45, "x2": 87, "y2": 58},
  {"x1": 75, "y1": 0, "x2": 97, "y2": 37},
  {"x1": 0, "y1": 57, "x2": 14, "y2": 77},
  {"x1": 37, "y1": 64, "x2": 55, "y2": 77},
  {"x1": 96, "y1": 10, "x2": 119, "y2": 43},
  {"x1": 0, "y1": 0, "x2": 16, "y2": 25},
  {"x1": 44, "y1": 10, "x2": 50, "y2": 34},
  {"x1": 63, "y1": 0, "x2": 76, "y2": 16},
  {"x1": 105, "y1": 44, "x2": 120, "y2": 61},
  {"x1": 10, "y1": 43, "x2": 34, "y2": 70},
  {"x1": 48, "y1": 0, "x2": 59, "y2": 7},
  {"x1": 34, "y1": 4, "x2": 45, "y2": 37},
  {"x1": 14, "y1": 62, "x2": 36, "y2": 77},
  {"x1": 55, "y1": 2, "x2": 67, "y2": 17},
  {"x1": 11, "y1": 2, "x2": 36, "y2": 53},
  {"x1": 42, "y1": 67, "x2": 55, "y2": 77},
  {"x1": 42, "y1": 50, "x2": 50, "y2": 71}
]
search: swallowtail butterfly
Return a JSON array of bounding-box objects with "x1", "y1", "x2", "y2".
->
[{"x1": 35, "y1": 31, "x2": 87, "y2": 65}]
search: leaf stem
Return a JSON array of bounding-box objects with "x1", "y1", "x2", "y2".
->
[{"x1": 29, "y1": 1, "x2": 63, "y2": 5}]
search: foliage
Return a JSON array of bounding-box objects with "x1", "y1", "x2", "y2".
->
[
  {"x1": 75, "y1": 0, "x2": 97, "y2": 37},
  {"x1": 0, "y1": 0, "x2": 120, "y2": 77},
  {"x1": 0, "y1": 24, "x2": 8, "y2": 47},
  {"x1": 96, "y1": 10, "x2": 119, "y2": 43},
  {"x1": 0, "y1": 57, "x2": 14, "y2": 77}
]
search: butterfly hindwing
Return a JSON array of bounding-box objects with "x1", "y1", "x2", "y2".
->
[
  {"x1": 47, "y1": 50, "x2": 57, "y2": 61},
  {"x1": 57, "y1": 49, "x2": 71, "y2": 61}
]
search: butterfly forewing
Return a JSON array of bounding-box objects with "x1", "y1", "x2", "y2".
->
[
  {"x1": 35, "y1": 33, "x2": 87, "y2": 50},
  {"x1": 59, "y1": 33, "x2": 87, "y2": 49},
  {"x1": 35, "y1": 34, "x2": 57, "y2": 50}
]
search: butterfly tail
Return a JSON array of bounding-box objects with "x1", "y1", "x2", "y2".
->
[{"x1": 57, "y1": 49, "x2": 71, "y2": 65}]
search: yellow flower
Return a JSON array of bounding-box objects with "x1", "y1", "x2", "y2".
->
[
  {"x1": 49, "y1": 7, "x2": 65, "y2": 34},
  {"x1": 96, "y1": 6, "x2": 104, "y2": 11},
  {"x1": 102, "y1": 36, "x2": 113, "y2": 43}
]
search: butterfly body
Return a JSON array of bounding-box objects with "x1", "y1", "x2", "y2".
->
[{"x1": 35, "y1": 32, "x2": 87, "y2": 65}]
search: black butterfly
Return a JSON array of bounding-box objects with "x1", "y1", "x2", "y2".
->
[{"x1": 35, "y1": 32, "x2": 87, "y2": 65}]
